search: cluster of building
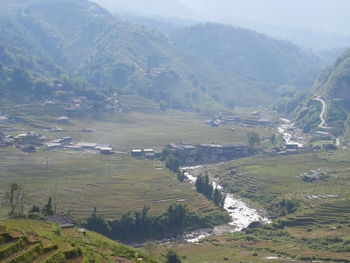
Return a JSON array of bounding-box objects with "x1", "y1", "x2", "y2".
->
[
  {"x1": 43, "y1": 95, "x2": 121, "y2": 113},
  {"x1": 0, "y1": 131, "x2": 49, "y2": 152},
  {"x1": 300, "y1": 170, "x2": 327, "y2": 182},
  {"x1": 0, "y1": 131, "x2": 15, "y2": 148},
  {"x1": 205, "y1": 111, "x2": 272, "y2": 128},
  {"x1": 44, "y1": 97, "x2": 88, "y2": 112},
  {"x1": 165, "y1": 143, "x2": 250, "y2": 165},
  {"x1": 0, "y1": 129, "x2": 113, "y2": 155},
  {"x1": 45, "y1": 138, "x2": 114, "y2": 154},
  {"x1": 131, "y1": 148, "x2": 162, "y2": 159}
]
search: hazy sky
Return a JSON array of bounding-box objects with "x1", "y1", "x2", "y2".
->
[{"x1": 92, "y1": 0, "x2": 350, "y2": 35}]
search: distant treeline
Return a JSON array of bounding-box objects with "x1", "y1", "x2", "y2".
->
[{"x1": 85, "y1": 204, "x2": 229, "y2": 242}]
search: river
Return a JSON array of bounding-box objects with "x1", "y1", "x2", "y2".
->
[
  {"x1": 278, "y1": 118, "x2": 305, "y2": 147},
  {"x1": 181, "y1": 165, "x2": 271, "y2": 243}
]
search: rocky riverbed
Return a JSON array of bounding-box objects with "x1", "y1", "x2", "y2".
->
[{"x1": 181, "y1": 165, "x2": 271, "y2": 243}]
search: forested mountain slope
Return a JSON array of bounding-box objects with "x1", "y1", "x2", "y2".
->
[
  {"x1": 283, "y1": 49, "x2": 350, "y2": 136},
  {"x1": 0, "y1": 0, "x2": 275, "y2": 110},
  {"x1": 169, "y1": 23, "x2": 322, "y2": 87}
]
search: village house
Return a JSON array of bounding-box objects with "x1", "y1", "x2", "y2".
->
[
  {"x1": 0, "y1": 116, "x2": 9, "y2": 124},
  {"x1": 57, "y1": 116, "x2": 70, "y2": 124},
  {"x1": 258, "y1": 118, "x2": 272, "y2": 125},
  {"x1": 45, "y1": 142, "x2": 63, "y2": 149},
  {"x1": 144, "y1": 149, "x2": 155, "y2": 158},
  {"x1": 20, "y1": 145, "x2": 36, "y2": 153},
  {"x1": 0, "y1": 135, "x2": 15, "y2": 147},
  {"x1": 42, "y1": 100, "x2": 56, "y2": 106},
  {"x1": 64, "y1": 145, "x2": 82, "y2": 151},
  {"x1": 71, "y1": 98, "x2": 82, "y2": 105},
  {"x1": 131, "y1": 149, "x2": 143, "y2": 157},
  {"x1": 61, "y1": 137, "x2": 72, "y2": 144},
  {"x1": 154, "y1": 150, "x2": 162, "y2": 159},
  {"x1": 250, "y1": 111, "x2": 260, "y2": 116},
  {"x1": 76, "y1": 142, "x2": 98, "y2": 149},
  {"x1": 100, "y1": 147, "x2": 114, "y2": 155},
  {"x1": 46, "y1": 127, "x2": 64, "y2": 132},
  {"x1": 45, "y1": 214, "x2": 74, "y2": 228},
  {"x1": 286, "y1": 143, "x2": 299, "y2": 151},
  {"x1": 82, "y1": 128, "x2": 94, "y2": 133},
  {"x1": 95, "y1": 144, "x2": 112, "y2": 151}
]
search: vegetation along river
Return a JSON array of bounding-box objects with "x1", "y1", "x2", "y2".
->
[{"x1": 180, "y1": 165, "x2": 271, "y2": 243}]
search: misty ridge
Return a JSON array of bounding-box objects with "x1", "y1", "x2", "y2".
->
[{"x1": 94, "y1": 0, "x2": 350, "y2": 49}]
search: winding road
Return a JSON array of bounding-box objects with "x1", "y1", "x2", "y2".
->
[
  {"x1": 313, "y1": 97, "x2": 342, "y2": 147},
  {"x1": 313, "y1": 97, "x2": 327, "y2": 128}
]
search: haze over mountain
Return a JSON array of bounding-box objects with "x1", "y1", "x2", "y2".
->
[
  {"x1": 93, "y1": 0, "x2": 350, "y2": 50},
  {"x1": 168, "y1": 23, "x2": 322, "y2": 87}
]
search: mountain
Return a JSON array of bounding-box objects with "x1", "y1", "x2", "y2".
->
[
  {"x1": 168, "y1": 23, "x2": 322, "y2": 87},
  {"x1": 0, "y1": 0, "x2": 275, "y2": 111},
  {"x1": 282, "y1": 49, "x2": 350, "y2": 136},
  {"x1": 92, "y1": 0, "x2": 200, "y2": 18},
  {"x1": 313, "y1": 49, "x2": 350, "y2": 99}
]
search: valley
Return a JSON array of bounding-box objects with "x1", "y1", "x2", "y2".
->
[
  {"x1": 1, "y1": 0, "x2": 350, "y2": 262},
  {"x1": 0, "y1": 102, "x2": 274, "y2": 220}
]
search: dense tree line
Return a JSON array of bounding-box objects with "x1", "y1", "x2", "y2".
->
[
  {"x1": 85, "y1": 203, "x2": 225, "y2": 242},
  {"x1": 247, "y1": 132, "x2": 261, "y2": 147},
  {"x1": 195, "y1": 174, "x2": 225, "y2": 208},
  {"x1": 162, "y1": 150, "x2": 186, "y2": 182},
  {"x1": 0, "y1": 66, "x2": 108, "y2": 103}
]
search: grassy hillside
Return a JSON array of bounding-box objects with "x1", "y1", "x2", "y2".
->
[{"x1": 0, "y1": 219, "x2": 160, "y2": 262}]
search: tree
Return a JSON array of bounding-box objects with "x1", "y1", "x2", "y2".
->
[
  {"x1": 42, "y1": 197, "x2": 54, "y2": 216},
  {"x1": 166, "y1": 249, "x2": 182, "y2": 263},
  {"x1": 177, "y1": 170, "x2": 186, "y2": 182},
  {"x1": 165, "y1": 154, "x2": 180, "y2": 173},
  {"x1": 269, "y1": 134, "x2": 277, "y2": 146},
  {"x1": 203, "y1": 174, "x2": 213, "y2": 199},
  {"x1": 5, "y1": 183, "x2": 25, "y2": 216},
  {"x1": 247, "y1": 132, "x2": 261, "y2": 146},
  {"x1": 213, "y1": 188, "x2": 226, "y2": 208},
  {"x1": 86, "y1": 208, "x2": 111, "y2": 236},
  {"x1": 167, "y1": 204, "x2": 188, "y2": 234},
  {"x1": 195, "y1": 174, "x2": 213, "y2": 199}
]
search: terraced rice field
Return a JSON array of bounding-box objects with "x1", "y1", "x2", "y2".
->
[
  {"x1": 0, "y1": 227, "x2": 67, "y2": 263},
  {"x1": 286, "y1": 199, "x2": 350, "y2": 226},
  {"x1": 0, "y1": 104, "x2": 274, "y2": 220},
  {"x1": 0, "y1": 150, "x2": 219, "y2": 219},
  {"x1": 0, "y1": 219, "x2": 158, "y2": 262}
]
